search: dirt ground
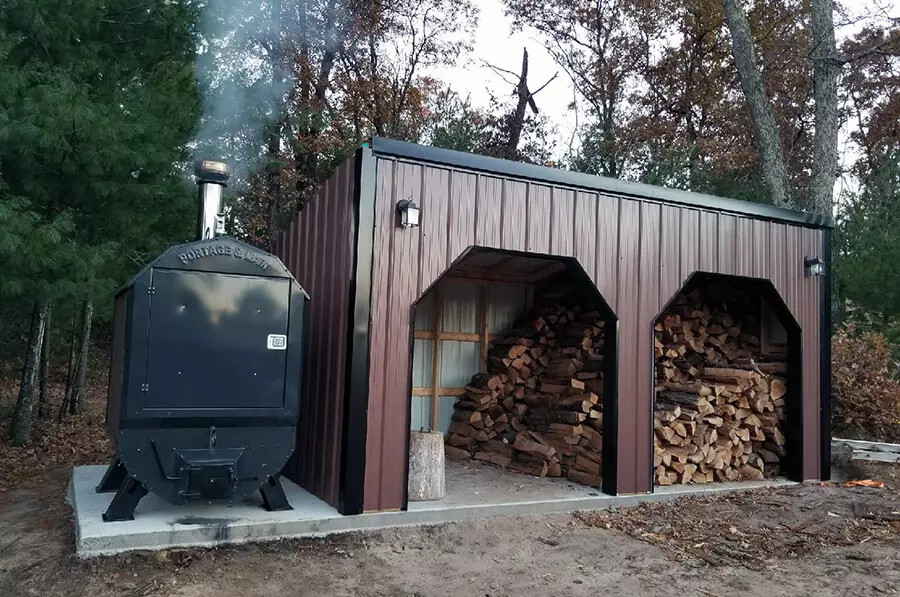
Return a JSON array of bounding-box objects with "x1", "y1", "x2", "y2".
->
[{"x1": 1, "y1": 455, "x2": 899, "y2": 597}]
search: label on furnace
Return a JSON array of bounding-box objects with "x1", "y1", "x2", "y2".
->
[{"x1": 267, "y1": 334, "x2": 287, "y2": 350}]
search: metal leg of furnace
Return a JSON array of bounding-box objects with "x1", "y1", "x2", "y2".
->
[
  {"x1": 95, "y1": 457, "x2": 128, "y2": 493},
  {"x1": 102, "y1": 477, "x2": 149, "y2": 522},
  {"x1": 259, "y1": 475, "x2": 292, "y2": 511}
]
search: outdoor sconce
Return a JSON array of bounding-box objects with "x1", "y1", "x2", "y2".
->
[
  {"x1": 397, "y1": 198, "x2": 421, "y2": 228},
  {"x1": 805, "y1": 256, "x2": 826, "y2": 277}
]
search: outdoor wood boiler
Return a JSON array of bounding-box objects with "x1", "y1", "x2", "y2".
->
[{"x1": 96, "y1": 160, "x2": 308, "y2": 522}]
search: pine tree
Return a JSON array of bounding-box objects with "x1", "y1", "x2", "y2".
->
[
  {"x1": 834, "y1": 151, "x2": 900, "y2": 340},
  {"x1": 0, "y1": 0, "x2": 201, "y2": 436}
]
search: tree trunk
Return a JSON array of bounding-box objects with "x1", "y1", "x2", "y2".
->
[
  {"x1": 505, "y1": 49, "x2": 531, "y2": 161},
  {"x1": 267, "y1": 0, "x2": 284, "y2": 253},
  {"x1": 63, "y1": 307, "x2": 78, "y2": 411},
  {"x1": 9, "y1": 302, "x2": 49, "y2": 445},
  {"x1": 721, "y1": 0, "x2": 792, "y2": 209},
  {"x1": 38, "y1": 303, "x2": 52, "y2": 419},
  {"x1": 807, "y1": 0, "x2": 840, "y2": 216},
  {"x1": 68, "y1": 300, "x2": 93, "y2": 415}
]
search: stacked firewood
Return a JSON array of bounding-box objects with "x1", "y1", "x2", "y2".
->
[
  {"x1": 654, "y1": 287, "x2": 788, "y2": 485},
  {"x1": 445, "y1": 293, "x2": 606, "y2": 488}
]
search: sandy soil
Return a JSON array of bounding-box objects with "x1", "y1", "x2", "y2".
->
[{"x1": 2, "y1": 458, "x2": 899, "y2": 597}]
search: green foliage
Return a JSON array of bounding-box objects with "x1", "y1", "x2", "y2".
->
[
  {"x1": 421, "y1": 88, "x2": 556, "y2": 165},
  {"x1": 0, "y1": 195, "x2": 74, "y2": 300},
  {"x1": 0, "y1": 0, "x2": 201, "y2": 323},
  {"x1": 566, "y1": 126, "x2": 771, "y2": 203},
  {"x1": 422, "y1": 91, "x2": 494, "y2": 154},
  {"x1": 833, "y1": 151, "x2": 900, "y2": 342}
]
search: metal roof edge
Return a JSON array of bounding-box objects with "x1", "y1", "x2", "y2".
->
[{"x1": 367, "y1": 137, "x2": 835, "y2": 230}]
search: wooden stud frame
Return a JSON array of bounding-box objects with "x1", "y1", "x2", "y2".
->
[
  {"x1": 411, "y1": 279, "x2": 529, "y2": 432},
  {"x1": 429, "y1": 283, "x2": 442, "y2": 431}
]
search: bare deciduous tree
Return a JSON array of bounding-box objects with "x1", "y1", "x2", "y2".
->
[
  {"x1": 721, "y1": 0, "x2": 792, "y2": 209},
  {"x1": 722, "y1": 0, "x2": 840, "y2": 215}
]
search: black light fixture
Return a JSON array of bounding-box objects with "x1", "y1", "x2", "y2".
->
[
  {"x1": 804, "y1": 256, "x2": 826, "y2": 277},
  {"x1": 397, "y1": 198, "x2": 421, "y2": 228}
]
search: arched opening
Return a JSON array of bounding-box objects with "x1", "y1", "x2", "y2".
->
[
  {"x1": 409, "y1": 247, "x2": 618, "y2": 497},
  {"x1": 652, "y1": 272, "x2": 801, "y2": 487}
]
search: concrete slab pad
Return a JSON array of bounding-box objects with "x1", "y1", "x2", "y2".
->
[{"x1": 70, "y1": 461, "x2": 796, "y2": 558}]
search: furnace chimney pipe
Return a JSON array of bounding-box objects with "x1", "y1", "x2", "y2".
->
[{"x1": 193, "y1": 160, "x2": 230, "y2": 240}]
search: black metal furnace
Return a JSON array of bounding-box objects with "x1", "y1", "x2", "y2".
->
[{"x1": 97, "y1": 160, "x2": 308, "y2": 522}]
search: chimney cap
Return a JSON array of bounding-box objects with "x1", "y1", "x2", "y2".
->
[{"x1": 194, "y1": 159, "x2": 230, "y2": 185}]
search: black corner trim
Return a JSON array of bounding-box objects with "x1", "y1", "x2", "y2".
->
[
  {"x1": 820, "y1": 230, "x2": 833, "y2": 480},
  {"x1": 601, "y1": 314, "x2": 619, "y2": 496},
  {"x1": 339, "y1": 147, "x2": 377, "y2": 515},
  {"x1": 368, "y1": 137, "x2": 834, "y2": 230}
]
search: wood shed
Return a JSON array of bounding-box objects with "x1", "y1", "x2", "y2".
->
[{"x1": 273, "y1": 137, "x2": 833, "y2": 515}]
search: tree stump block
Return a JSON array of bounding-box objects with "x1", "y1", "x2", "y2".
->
[{"x1": 408, "y1": 430, "x2": 446, "y2": 501}]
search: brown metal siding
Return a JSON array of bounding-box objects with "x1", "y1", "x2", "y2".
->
[
  {"x1": 527, "y1": 184, "x2": 552, "y2": 253},
  {"x1": 365, "y1": 158, "x2": 825, "y2": 510},
  {"x1": 595, "y1": 194, "x2": 619, "y2": 310},
  {"x1": 476, "y1": 176, "x2": 503, "y2": 247},
  {"x1": 637, "y1": 202, "x2": 661, "y2": 488},
  {"x1": 574, "y1": 192, "x2": 597, "y2": 282},
  {"x1": 551, "y1": 188, "x2": 576, "y2": 257},
  {"x1": 502, "y1": 180, "x2": 528, "y2": 252},
  {"x1": 274, "y1": 154, "x2": 357, "y2": 509},
  {"x1": 419, "y1": 166, "x2": 451, "y2": 296}
]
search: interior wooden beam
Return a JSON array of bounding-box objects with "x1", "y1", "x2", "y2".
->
[
  {"x1": 480, "y1": 282, "x2": 490, "y2": 373},
  {"x1": 430, "y1": 283, "x2": 442, "y2": 431},
  {"x1": 411, "y1": 387, "x2": 467, "y2": 396},
  {"x1": 414, "y1": 330, "x2": 501, "y2": 342}
]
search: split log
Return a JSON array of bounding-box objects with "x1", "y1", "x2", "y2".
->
[
  {"x1": 657, "y1": 390, "x2": 700, "y2": 407},
  {"x1": 475, "y1": 451, "x2": 511, "y2": 467},
  {"x1": 567, "y1": 468, "x2": 602, "y2": 488},
  {"x1": 443, "y1": 445, "x2": 472, "y2": 460},
  {"x1": 652, "y1": 284, "x2": 788, "y2": 486}
]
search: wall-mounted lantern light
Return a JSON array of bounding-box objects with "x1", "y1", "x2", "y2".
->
[
  {"x1": 397, "y1": 198, "x2": 421, "y2": 228},
  {"x1": 804, "y1": 256, "x2": 826, "y2": 277}
]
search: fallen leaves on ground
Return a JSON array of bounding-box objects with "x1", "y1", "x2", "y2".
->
[
  {"x1": 576, "y1": 485, "x2": 900, "y2": 570},
  {"x1": 0, "y1": 378, "x2": 112, "y2": 491}
]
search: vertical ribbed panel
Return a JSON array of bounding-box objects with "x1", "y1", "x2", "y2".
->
[
  {"x1": 419, "y1": 167, "x2": 451, "y2": 296},
  {"x1": 272, "y1": 153, "x2": 357, "y2": 509},
  {"x1": 551, "y1": 187, "x2": 576, "y2": 256},
  {"x1": 476, "y1": 176, "x2": 503, "y2": 247},
  {"x1": 574, "y1": 192, "x2": 598, "y2": 283},
  {"x1": 659, "y1": 205, "x2": 682, "y2": 305},
  {"x1": 699, "y1": 211, "x2": 718, "y2": 271},
  {"x1": 595, "y1": 195, "x2": 620, "y2": 310},
  {"x1": 527, "y1": 184, "x2": 552, "y2": 253},
  {"x1": 718, "y1": 214, "x2": 737, "y2": 274},
  {"x1": 363, "y1": 158, "x2": 827, "y2": 509},
  {"x1": 680, "y1": 209, "x2": 700, "y2": 281},
  {"x1": 365, "y1": 159, "x2": 395, "y2": 507},
  {"x1": 502, "y1": 180, "x2": 528, "y2": 251},
  {"x1": 447, "y1": 171, "x2": 477, "y2": 263},
  {"x1": 615, "y1": 200, "x2": 640, "y2": 493},
  {"x1": 636, "y1": 202, "x2": 661, "y2": 488}
]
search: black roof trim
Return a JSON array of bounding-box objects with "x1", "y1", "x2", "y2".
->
[{"x1": 367, "y1": 137, "x2": 834, "y2": 229}]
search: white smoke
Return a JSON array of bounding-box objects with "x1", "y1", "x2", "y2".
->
[{"x1": 191, "y1": 0, "x2": 294, "y2": 189}]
